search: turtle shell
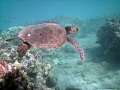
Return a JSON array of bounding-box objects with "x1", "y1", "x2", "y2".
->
[{"x1": 18, "y1": 23, "x2": 66, "y2": 48}]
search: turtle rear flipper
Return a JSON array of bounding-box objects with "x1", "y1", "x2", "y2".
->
[
  {"x1": 17, "y1": 42, "x2": 31, "y2": 57},
  {"x1": 6, "y1": 37, "x2": 18, "y2": 41},
  {"x1": 67, "y1": 37, "x2": 84, "y2": 61}
]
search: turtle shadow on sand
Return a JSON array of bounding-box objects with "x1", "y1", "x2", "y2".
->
[{"x1": 6, "y1": 20, "x2": 84, "y2": 62}]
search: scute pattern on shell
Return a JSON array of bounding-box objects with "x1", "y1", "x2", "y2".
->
[{"x1": 18, "y1": 23, "x2": 66, "y2": 49}]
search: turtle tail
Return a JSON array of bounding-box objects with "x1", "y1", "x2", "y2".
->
[
  {"x1": 17, "y1": 42, "x2": 31, "y2": 57},
  {"x1": 6, "y1": 37, "x2": 18, "y2": 41}
]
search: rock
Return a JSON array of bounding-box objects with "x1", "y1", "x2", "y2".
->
[
  {"x1": 65, "y1": 86, "x2": 82, "y2": 90},
  {"x1": 46, "y1": 71, "x2": 57, "y2": 87}
]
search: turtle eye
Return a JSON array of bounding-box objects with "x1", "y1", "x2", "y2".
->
[{"x1": 76, "y1": 27, "x2": 79, "y2": 31}]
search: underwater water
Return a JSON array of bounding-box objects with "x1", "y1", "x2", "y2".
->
[
  {"x1": 0, "y1": 0, "x2": 120, "y2": 30},
  {"x1": 0, "y1": 0, "x2": 120, "y2": 90}
]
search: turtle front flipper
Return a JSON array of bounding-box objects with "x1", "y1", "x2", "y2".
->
[
  {"x1": 67, "y1": 37, "x2": 84, "y2": 61},
  {"x1": 17, "y1": 42, "x2": 31, "y2": 57}
]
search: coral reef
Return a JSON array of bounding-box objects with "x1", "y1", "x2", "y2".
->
[
  {"x1": 96, "y1": 18, "x2": 120, "y2": 61},
  {"x1": 0, "y1": 34, "x2": 57, "y2": 90},
  {"x1": 13, "y1": 61, "x2": 22, "y2": 70},
  {"x1": 34, "y1": 63, "x2": 57, "y2": 89},
  {"x1": 0, "y1": 60, "x2": 31, "y2": 90},
  {"x1": 0, "y1": 44, "x2": 19, "y2": 62},
  {"x1": 97, "y1": 18, "x2": 120, "y2": 49}
]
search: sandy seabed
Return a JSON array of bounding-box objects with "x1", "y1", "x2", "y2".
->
[{"x1": 53, "y1": 33, "x2": 120, "y2": 90}]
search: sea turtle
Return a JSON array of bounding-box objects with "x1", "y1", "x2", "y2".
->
[{"x1": 6, "y1": 21, "x2": 84, "y2": 61}]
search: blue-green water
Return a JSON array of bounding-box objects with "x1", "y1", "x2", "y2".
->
[
  {"x1": 0, "y1": 0, "x2": 120, "y2": 90},
  {"x1": 0, "y1": 0, "x2": 120, "y2": 30}
]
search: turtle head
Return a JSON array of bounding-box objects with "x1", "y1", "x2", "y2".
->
[{"x1": 65, "y1": 26, "x2": 79, "y2": 35}]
